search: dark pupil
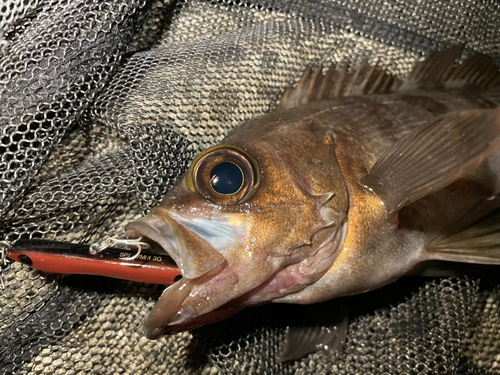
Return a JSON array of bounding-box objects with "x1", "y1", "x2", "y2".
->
[{"x1": 210, "y1": 162, "x2": 243, "y2": 195}]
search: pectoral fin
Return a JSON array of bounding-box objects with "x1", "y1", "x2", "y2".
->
[
  {"x1": 426, "y1": 209, "x2": 500, "y2": 265},
  {"x1": 361, "y1": 108, "x2": 500, "y2": 217},
  {"x1": 277, "y1": 299, "x2": 348, "y2": 362}
]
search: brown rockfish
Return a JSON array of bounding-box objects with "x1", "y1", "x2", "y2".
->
[{"x1": 125, "y1": 46, "x2": 500, "y2": 355}]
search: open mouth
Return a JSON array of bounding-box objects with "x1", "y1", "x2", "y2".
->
[
  {"x1": 125, "y1": 208, "x2": 227, "y2": 277},
  {"x1": 145, "y1": 275, "x2": 244, "y2": 337},
  {"x1": 124, "y1": 211, "x2": 230, "y2": 338}
]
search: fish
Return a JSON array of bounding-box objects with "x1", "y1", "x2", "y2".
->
[{"x1": 125, "y1": 46, "x2": 500, "y2": 359}]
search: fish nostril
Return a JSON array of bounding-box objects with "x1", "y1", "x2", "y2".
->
[
  {"x1": 174, "y1": 274, "x2": 183, "y2": 282},
  {"x1": 18, "y1": 254, "x2": 33, "y2": 266}
]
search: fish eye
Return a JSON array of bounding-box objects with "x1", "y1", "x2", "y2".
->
[
  {"x1": 210, "y1": 162, "x2": 243, "y2": 195},
  {"x1": 189, "y1": 146, "x2": 258, "y2": 205}
]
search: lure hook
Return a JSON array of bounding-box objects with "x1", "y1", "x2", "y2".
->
[
  {"x1": 0, "y1": 240, "x2": 12, "y2": 289},
  {"x1": 89, "y1": 237, "x2": 150, "y2": 261}
]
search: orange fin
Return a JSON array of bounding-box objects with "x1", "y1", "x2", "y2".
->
[
  {"x1": 361, "y1": 108, "x2": 500, "y2": 217},
  {"x1": 278, "y1": 62, "x2": 398, "y2": 110}
]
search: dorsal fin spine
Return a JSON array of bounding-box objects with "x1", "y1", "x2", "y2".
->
[
  {"x1": 317, "y1": 64, "x2": 336, "y2": 99},
  {"x1": 330, "y1": 65, "x2": 347, "y2": 99},
  {"x1": 278, "y1": 47, "x2": 500, "y2": 111},
  {"x1": 401, "y1": 46, "x2": 500, "y2": 91}
]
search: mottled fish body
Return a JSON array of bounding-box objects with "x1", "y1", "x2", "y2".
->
[{"x1": 125, "y1": 47, "x2": 500, "y2": 355}]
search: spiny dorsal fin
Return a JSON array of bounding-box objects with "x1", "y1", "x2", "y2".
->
[
  {"x1": 399, "y1": 45, "x2": 500, "y2": 91},
  {"x1": 278, "y1": 62, "x2": 398, "y2": 111},
  {"x1": 279, "y1": 47, "x2": 500, "y2": 110}
]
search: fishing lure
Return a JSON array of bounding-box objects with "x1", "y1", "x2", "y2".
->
[{"x1": 3, "y1": 238, "x2": 181, "y2": 285}]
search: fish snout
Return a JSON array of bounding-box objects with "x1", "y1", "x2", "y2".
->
[{"x1": 124, "y1": 207, "x2": 264, "y2": 337}]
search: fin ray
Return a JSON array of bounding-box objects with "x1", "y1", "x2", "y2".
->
[
  {"x1": 426, "y1": 196, "x2": 500, "y2": 265},
  {"x1": 399, "y1": 45, "x2": 464, "y2": 91},
  {"x1": 277, "y1": 299, "x2": 348, "y2": 362},
  {"x1": 445, "y1": 54, "x2": 500, "y2": 89},
  {"x1": 431, "y1": 195, "x2": 500, "y2": 243},
  {"x1": 400, "y1": 45, "x2": 500, "y2": 91},
  {"x1": 362, "y1": 108, "x2": 500, "y2": 217},
  {"x1": 278, "y1": 62, "x2": 398, "y2": 110},
  {"x1": 279, "y1": 46, "x2": 500, "y2": 110}
]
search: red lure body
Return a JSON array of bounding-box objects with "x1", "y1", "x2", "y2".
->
[{"x1": 6, "y1": 239, "x2": 181, "y2": 285}]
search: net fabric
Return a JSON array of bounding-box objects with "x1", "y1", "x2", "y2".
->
[{"x1": 0, "y1": 0, "x2": 499, "y2": 374}]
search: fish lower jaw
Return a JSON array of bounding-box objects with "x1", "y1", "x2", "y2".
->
[
  {"x1": 159, "y1": 306, "x2": 244, "y2": 335},
  {"x1": 144, "y1": 279, "x2": 245, "y2": 337},
  {"x1": 143, "y1": 262, "x2": 236, "y2": 338},
  {"x1": 142, "y1": 276, "x2": 196, "y2": 339}
]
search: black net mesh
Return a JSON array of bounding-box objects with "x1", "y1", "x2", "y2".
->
[{"x1": 1, "y1": 0, "x2": 500, "y2": 374}]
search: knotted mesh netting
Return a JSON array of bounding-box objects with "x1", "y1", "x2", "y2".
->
[{"x1": 1, "y1": 0, "x2": 500, "y2": 374}]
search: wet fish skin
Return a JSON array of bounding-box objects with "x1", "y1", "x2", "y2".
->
[
  {"x1": 125, "y1": 49, "x2": 500, "y2": 338},
  {"x1": 127, "y1": 112, "x2": 351, "y2": 334},
  {"x1": 270, "y1": 92, "x2": 500, "y2": 304}
]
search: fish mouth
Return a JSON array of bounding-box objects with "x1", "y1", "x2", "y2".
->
[
  {"x1": 125, "y1": 207, "x2": 226, "y2": 279},
  {"x1": 139, "y1": 266, "x2": 232, "y2": 339},
  {"x1": 125, "y1": 207, "x2": 234, "y2": 338},
  {"x1": 144, "y1": 274, "x2": 244, "y2": 337}
]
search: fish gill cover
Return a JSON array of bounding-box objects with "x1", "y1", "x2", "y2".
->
[{"x1": 0, "y1": 0, "x2": 499, "y2": 374}]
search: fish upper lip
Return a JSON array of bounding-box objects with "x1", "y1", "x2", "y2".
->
[
  {"x1": 125, "y1": 220, "x2": 178, "y2": 264},
  {"x1": 125, "y1": 207, "x2": 226, "y2": 280}
]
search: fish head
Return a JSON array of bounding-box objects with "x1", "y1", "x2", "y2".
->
[{"x1": 125, "y1": 116, "x2": 349, "y2": 338}]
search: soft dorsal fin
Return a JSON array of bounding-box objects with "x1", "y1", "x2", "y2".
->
[
  {"x1": 445, "y1": 53, "x2": 500, "y2": 89},
  {"x1": 361, "y1": 108, "x2": 500, "y2": 217},
  {"x1": 399, "y1": 45, "x2": 500, "y2": 91},
  {"x1": 278, "y1": 62, "x2": 397, "y2": 110},
  {"x1": 398, "y1": 45, "x2": 464, "y2": 91}
]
